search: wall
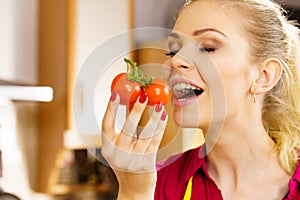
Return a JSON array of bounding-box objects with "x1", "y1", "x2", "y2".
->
[
  {"x1": 75, "y1": 0, "x2": 131, "y2": 72},
  {"x1": 0, "y1": 0, "x2": 38, "y2": 84},
  {"x1": 134, "y1": 0, "x2": 185, "y2": 44}
]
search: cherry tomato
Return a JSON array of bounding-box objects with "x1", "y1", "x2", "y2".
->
[
  {"x1": 110, "y1": 58, "x2": 171, "y2": 107},
  {"x1": 111, "y1": 73, "x2": 142, "y2": 106},
  {"x1": 145, "y1": 78, "x2": 172, "y2": 106}
]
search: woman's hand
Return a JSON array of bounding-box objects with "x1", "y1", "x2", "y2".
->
[{"x1": 101, "y1": 91, "x2": 168, "y2": 199}]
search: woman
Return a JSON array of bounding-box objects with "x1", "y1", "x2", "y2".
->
[{"x1": 101, "y1": 0, "x2": 300, "y2": 199}]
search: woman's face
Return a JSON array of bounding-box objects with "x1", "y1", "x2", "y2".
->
[{"x1": 165, "y1": 0, "x2": 256, "y2": 131}]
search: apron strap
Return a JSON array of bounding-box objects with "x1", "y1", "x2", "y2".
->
[{"x1": 183, "y1": 176, "x2": 193, "y2": 200}]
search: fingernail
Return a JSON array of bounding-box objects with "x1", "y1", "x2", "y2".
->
[
  {"x1": 110, "y1": 91, "x2": 117, "y2": 102},
  {"x1": 155, "y1": 102, "x2": 163, "y2": 112},
  {"x1": 128, "y1": 103, "x2": 133, "y2": 111},
  {"x1": 139, "y1": 92, "x2": 147, "y2": 103},
  {"x1": 161, "y1": 111, "x2": 167, "y2": 121}
]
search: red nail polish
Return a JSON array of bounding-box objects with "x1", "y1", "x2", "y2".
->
[
  {"x1": 128, "y1": 103, "x2": 133, "y2": 111},
  {"x1": 139, "y1": 92, "x2": 147, "y2": 103},
  {"x1": 155, "y1": 102, "x2": 163, "y2": 112},
  {"x1": 110, "y1": 91, "x2": 117, "y2": 102},
  {"x1": 161, "y1": 111, "x2": 167, "y2": 121}
]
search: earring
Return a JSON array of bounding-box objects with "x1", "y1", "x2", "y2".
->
[
  {"x1": 250, "y1": 86, "x2": 256, "y2": 103},
  {"x1": 253, "y1": 91, "x2": 257, "y2": 103}
]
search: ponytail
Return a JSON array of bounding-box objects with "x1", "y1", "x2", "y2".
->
[{"x1": 264, "y1": 20, "x2": 300, "y2": 174}]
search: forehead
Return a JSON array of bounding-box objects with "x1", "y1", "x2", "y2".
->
[{"x1": 173, "y1": 1, "x2": 244, "y2": 38}]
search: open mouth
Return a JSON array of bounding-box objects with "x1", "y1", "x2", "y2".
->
[{"x1": 173, "y1": 83, "x2": 204, "y2": 101}]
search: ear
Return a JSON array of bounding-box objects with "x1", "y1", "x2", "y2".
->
[{"x1": 252, "y1": 58, "x2": 282, "y2": 94}]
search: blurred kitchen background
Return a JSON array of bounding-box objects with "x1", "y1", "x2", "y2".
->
[{"x1": 0, "y1": 0, "x2": 299, "y2": 199}]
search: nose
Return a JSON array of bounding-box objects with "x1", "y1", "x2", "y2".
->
[
  {"x1": 170, "y1": 54, "x2": 193, "y2": 71},
  {"x1": 161, "y1": 53, "x2": 193, "y2": 81}
]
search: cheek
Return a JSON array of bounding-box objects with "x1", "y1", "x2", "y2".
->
[
  {"x1": 217, "y1": 60, "x2": 252, "y2": 112},
  {"x1": 161, "y1": 60, "x2": 172, "y2": 81}
]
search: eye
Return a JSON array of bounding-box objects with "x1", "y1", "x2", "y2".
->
[
  {"x1": 199, "y1": 47, "x2": 216, "y2": 53},
  {"x1": 165, "y1": 50, "x2": 179, "y2": 57}
]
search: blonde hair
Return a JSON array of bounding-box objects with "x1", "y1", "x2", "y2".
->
[{"x1": 185, "y1": 0, "x2": 300, "y2": 175}]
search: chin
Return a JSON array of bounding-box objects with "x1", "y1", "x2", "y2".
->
[{"x1": 173, "y1": 108, "x2": 210, "y2": 129}]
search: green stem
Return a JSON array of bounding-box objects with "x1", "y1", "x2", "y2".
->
[
  {"x1": 124, "y1": 58, "x2": 154, "y2": 88},
  {"x1": 124, "y1": 58, "x2": 137, "y2": 69}
]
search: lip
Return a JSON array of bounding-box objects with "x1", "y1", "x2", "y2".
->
[
  {"x1": 173, "y1": 94, "x2": 201, "y2": 107},
  {"x1": 170, "y1": 78, "x2": 204, "y2": 107},
  {"x1": 170, "y1": 78, "x2": 202, "y2": 89}
]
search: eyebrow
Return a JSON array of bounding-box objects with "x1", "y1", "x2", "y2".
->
[
  {"x1": 168, "y1": 28, "x2": 228, "y2": 40},
  {"x1": 193, "y1": 28, "x2": 228, "y2": 38}
]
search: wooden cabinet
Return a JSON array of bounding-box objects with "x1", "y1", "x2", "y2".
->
[
  {"x1": 37, "y1": 0, "x2": 132, "y2": 194},
  {"x1": 37, "y1": 0, "x2": 69, "y2": 192}
]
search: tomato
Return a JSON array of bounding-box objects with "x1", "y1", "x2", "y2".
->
[
  {"x1": 145, "y1": 78, "x2": 172, "y2": 106},
  {"x1": 110, "y1": 58, "x2": 172, "y2": 107},
  {"x1": 111, "y1": 73, "x2": 142, "y2": 106}
]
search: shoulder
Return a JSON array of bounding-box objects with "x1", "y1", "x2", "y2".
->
[{"x1": 154, "y1": 146, "x2": 206, "y2": 199}]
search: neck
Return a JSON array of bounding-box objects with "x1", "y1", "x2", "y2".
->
[{"x1": 204, "y1": 115, "x2": 290, "y2": 192}]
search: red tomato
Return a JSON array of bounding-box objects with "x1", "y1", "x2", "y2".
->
[
  {"x1": 111, "y1": 58, "x2": 171, "y2": 108},
  {"x1": 111, "y1": 73, "x2": 142, "y2": 106},
  {"x1": 145, "y1": 78, "x2": 172, "y2": 106}
]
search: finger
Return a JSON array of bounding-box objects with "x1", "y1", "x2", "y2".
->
[
  {"x1": 101, "y1": 91, "x2": 120, "y2": 141},
  {"x1": 146, "y1": 111, "x2": 168, "y2": 153},
  {"x1": 133, "y1": 104, "x2": 167, "y2": 153},
  {"x1": 139, "y1": 103, "x2": 164, "y2": 139},
  {"x1": 116, "y1": 93, "x2": 148, "y2": 148}
]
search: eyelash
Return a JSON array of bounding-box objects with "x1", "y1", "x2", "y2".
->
[
  {"x1": 165, "y1": 48, "x2": 216, "y2": 57},
  {"x1": 199, "y1": 47, "x2": 216, "y2": 53},
  {"x1": 165, "y1": 50, "x2": 179, "y2": 57}
]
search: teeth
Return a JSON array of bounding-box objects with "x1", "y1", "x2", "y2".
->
[{"x1": 173, "y1": 83, "x2": 199, "y2": 92}]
